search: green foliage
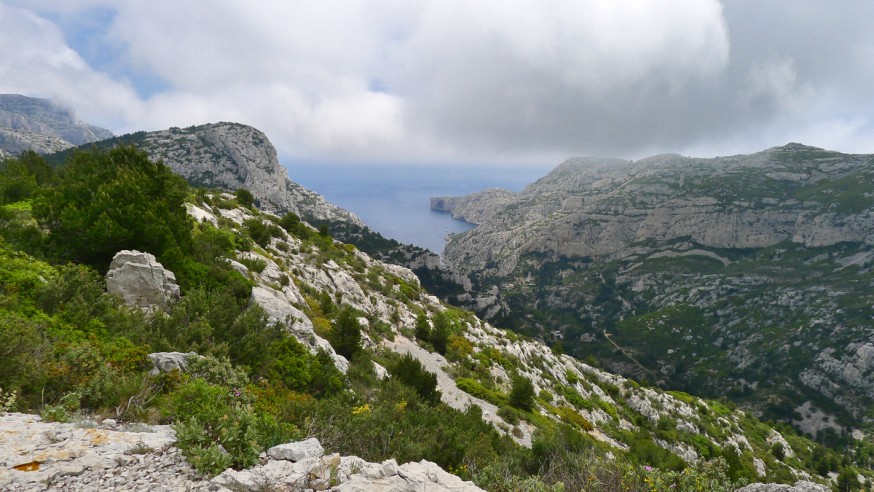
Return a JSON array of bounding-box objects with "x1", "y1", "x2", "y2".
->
[
  {"x1": 33, "y1": 146, "x2": 193, "y2": 273},
  {"x1": 168, "y1": 378, "x2": 261, "y2": 474},
  {"x1": 234, "y1": 188, "x2": 254, "y2": 208},
  {"x1": 244, "y1": 218, "x2": 283, "y2": 248},
  {"x1": 1, "y1": 151, "x2": 53, "y2": 203},
  {"x1": 415, "y1": 312, "x2": 431, "y2": 342},
  {"x1": 432, "y1": 311, "x2": 451, "y2": 355},
  {"x1": 509, "y1": 374, "x2": 536, "y2": 412},
  {"x1": 390, "y1": 353, "x2": 440, "y2": 405},
  {"x1": 266, "y1": 336, "x2": 313, "y2": 391},
  {"x1": 328, "y1": 306, "x2": 363, "y2": 359},
  {"x1": 455, "y1": 378, "x2": 507, "y2": 406},
  {"x1": 0, "y1": 386, "x2": 18, "y2": 413}
]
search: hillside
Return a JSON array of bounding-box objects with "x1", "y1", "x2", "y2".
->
[
  {"x1": 435, "y1": 144, "x2": 874, "y2": 445},
  {"x1": 43, "y1": 122, "x2": 472, "y2": 318},
  {"x1": 0, "y1": 145, "x2": 860, "y2": 490}
]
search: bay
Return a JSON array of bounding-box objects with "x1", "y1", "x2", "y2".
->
[{"x1": 288, "y1": 162, "x2": 551, "y2": 253}]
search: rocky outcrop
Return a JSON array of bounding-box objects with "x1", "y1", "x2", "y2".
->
[
  {"x1": 214, "y1": 436, "x2": 483, "y2": 492},
  {"x1": 0, "y1": 128, "x2": 72, "y2": 158},
  {"x1": 433, "y1": 144, "x2": 874, "y2": 431},
  {"x1": 0, "y1": 412, "x2": 206, "y2": 491},
  {"x1": 431, "y1": 187, "x2": 517, "y2": 225},
  {"x1": 736, "y1": 481, "x2": 830, "y2": 492},
  {"x1": 134, "y1": 122, "x2": 363, "y2": 226},
  {"x1": 0, "y1": 414, "x2": 481, "y2": 492},
  {"x1": 105, "y1": 250, "x2": 180, "y2": 311},
  {"x1": 0, "y1": 94, "x2": 112, "y2": 157}
]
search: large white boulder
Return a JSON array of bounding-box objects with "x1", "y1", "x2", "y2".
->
[{"x1": 105, "y1": 250, "x2": 180, "y2": 311}]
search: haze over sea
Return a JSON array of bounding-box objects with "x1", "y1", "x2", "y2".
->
[{"x1": 290, "y1": 162, "x2": 552, "y2": 253}]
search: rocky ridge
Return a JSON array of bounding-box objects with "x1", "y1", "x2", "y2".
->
[
  {"x1": 433, "y1": 143, "x2": 874, "y2": 440},
  {"x1": 439, "y1": 145, "x2": 874, "y2": 277},
  {"x1": 0, "y1": 94, "x2": 113, "y2": 158}
]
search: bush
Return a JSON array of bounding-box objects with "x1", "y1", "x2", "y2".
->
[
  {"x1": 390, "y1": 353, "x2": 440, "y2": 405},
  {"x1": 33, "y1": 146, "x2": 192, "y2": 273},
  {"x1": 167, "y1": 378, "x2": 262, "y2": 474},
  {"x1": 414, "y1": 313, "x2": 431, "y2": 342},
  {"x1": 509, "y1": 375, "x2": 536, "y2": 412},
  {"x1": 234, "y1": 188, "x2": 254, "y2": 207},
  {"x1": 328, "y1": 306, "x2": 362, "y2": 360}
]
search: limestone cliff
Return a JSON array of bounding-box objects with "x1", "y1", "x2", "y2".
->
[
  {"x1": 134, "y1": 123, "x2": 364, "y2": 226},
  {"x1": 440, "y1": 145, "x2": 874, "y2": 277}
]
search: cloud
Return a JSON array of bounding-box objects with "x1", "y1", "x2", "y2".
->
[
  {"x1": 2, "y1": 0, "x2": 873, "y2": 163},
  {"x1": 0, "y1": 3, "x2": 143, "y2": 128}
]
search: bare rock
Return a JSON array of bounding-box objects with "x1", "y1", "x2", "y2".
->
[
  {"x1": 105, "y1": 250, "x2": 180, "y2": 311},
  {"x1": 147, "y1": 352, "x2": 197, "y2": 376},
  {"x1": 267, "y1": 438, "x2": 324, "y2": 462}
]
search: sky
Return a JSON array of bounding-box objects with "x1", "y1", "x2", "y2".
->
[{"x1": 1, "y1": 1, "x2": 873, "y2": 167}]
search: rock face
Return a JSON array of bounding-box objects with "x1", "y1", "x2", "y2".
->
[
  {"x1": 0, "y1": 94, "x2": 113, "y2": 158},
  {"x1": 0, "y1": 412, "x2": 207, "y2": 491},
  {"x1": 435, "y1": 143, "x2": 874, "y2": 429},
  {"x1": 147, "y1": 352, "x2": 197, "y2": 376},
  {"x1": 132, "y1": 122, "x2": 363, "y2": 226},
  {"x1": 431, "y1": 187, "x2": 517, "y2": 225},
  {"x1": 105, "y1": 250, "x2": 180, "y2": 310}
]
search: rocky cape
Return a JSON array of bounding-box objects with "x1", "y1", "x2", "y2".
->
[{"x1": 434, "y1": 143, "x2": 874, "y2": 437}]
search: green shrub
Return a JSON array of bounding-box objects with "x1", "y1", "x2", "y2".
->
[
  {"x1": 390, "y1": 353, "x2": 440, "y2": 405},
  {"x1": 167, "y1": 378, "x2": 262, "y2": 474},
  {"x1": 33, "y1": 146, "x2": 192, "y2": 273},
  {"x1": 414, "y1": 313, "x2": 431, "y2": 342},
  {"x1": 509, "y1": 375, "x2": 536, "y2": 412},
  {"x1": 497, "y1": 405, "x2": 521, "y2": 425},
  {"x1": 455, "y1": 378, "x2": 506, "y2": 406},
  {"x1": 234, "y1": 188, "x2": 254, "y2": 208},
  {"x1": 328, "y1": 306, "x2": 362, "y2": 359}
]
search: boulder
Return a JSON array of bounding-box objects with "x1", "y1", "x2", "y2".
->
[
  {"x1": 105, "y1": 250, "x2": 180, "y2": 310},
  {"x1": 147, "y1": 352, "x2": 197, "y2": 376},
  {"x1": 266, "y1": 438, "x2": 324, "y2": 462}
]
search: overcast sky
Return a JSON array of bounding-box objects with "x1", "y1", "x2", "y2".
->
[{"x1": 1, "y1": 1, "x2": 872, "y2": 166}]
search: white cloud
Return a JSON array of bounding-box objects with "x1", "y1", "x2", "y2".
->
[{"x1": 2, "y1": 0, "x2": 873, "y2": 164}]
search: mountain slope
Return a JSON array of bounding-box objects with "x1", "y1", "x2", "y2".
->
[
  {"x1": 0, "y1": 94, "x2": 113, "y2": 158},
  {"x1": 0, "y1": 146, "x2": 855, "y2": 489},
  {"x1": 436, "y1": 144, "x2": 874, "y2": 439}
]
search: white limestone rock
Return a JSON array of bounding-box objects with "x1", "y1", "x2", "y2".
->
[
  {"x1": 267, "y1": 438, "x2": 324, "y2": 462},
  {"x1": 105, "y1": 250, "x2": 180, "y2": 311},
  {"x1": 147, "y1": 352, "x2": 197, "y2": 376}
]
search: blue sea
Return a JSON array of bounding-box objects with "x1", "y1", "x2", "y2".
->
[{"x1": 287, "y1": 162, "x2": 552, "y2": 253}]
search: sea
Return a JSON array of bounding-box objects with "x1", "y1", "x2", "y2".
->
[{"x1": 288, "y1": 162, "x2": 552, "y2": 253}]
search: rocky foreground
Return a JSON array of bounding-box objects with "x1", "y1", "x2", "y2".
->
[{"x1": 0, "y1": 412, "x2": 483, "y2": 491}]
